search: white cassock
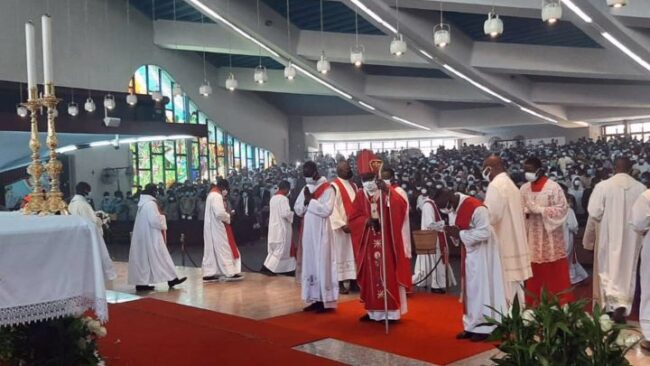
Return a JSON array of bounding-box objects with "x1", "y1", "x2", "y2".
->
[
  {"x1": 68, "y1": 194, "x2": 116, "y2": 280},
  {"x1": 264, "y1": 193, "x2": 296, "y2": 273},
  {"x1": 294, "y1": 177, "x2": 338, "y2": 308},
  {"x1": 564, "y1": 208, "x2": 588, "y2": 284},
  {"x1": 588, "y1": 173, "x2": 645, "y2": 315},
  {"x1": 128, "y1": 194, "x2": 178, "y2": 285},
  {"x1": 631, "y1": 190, "x2": 650, "y2": 341},
  {"x1": 450, "y1": 194, "x2": 507, "y2": 335},
  {"x1": 203, "y1": 190, "x2": 241, "y2": 277},
  {"x1": 484, "y1": 172, "x2": 532, "y2": 305},
  {"x1": 412, "y1": 198, "x2": 457, "y2": 289},
  {"x1": 394, "y1": 186, "x2": 413, "y2": 260},
  {"x1": 330, "y1": 178, "x2": 357, "y2": 281}
]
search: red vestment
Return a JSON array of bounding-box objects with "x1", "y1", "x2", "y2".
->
[
  {"x1": 454, "y1": 196, "x2": 484, "y2": 313},
  {"x1": 349, "y1": 187, "x2": 411, "y2": 314},
  {"x1": 524, "y1": 177, "x2": 574, "y2": 305},
  {"x1": 212, "y1": 187, "x2": 240, "y2": 259}
]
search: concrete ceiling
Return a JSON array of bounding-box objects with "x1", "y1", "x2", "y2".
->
[{"x1": 130, "y1": 0, "x2": 650, "y2": 137}]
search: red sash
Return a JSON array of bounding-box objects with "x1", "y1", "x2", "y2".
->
[
  {"x1": 332, "y1": 178, "x2": 356, "y2": 218},
  {"x1": 211, "y1": 187, "x2": 240, "y2": 259},
  {"x1": 294, "y1": 181, "x2": 332, "y2": 258},
  {"x1": 454, "y1": 196, "x2": 484, "y2": 313},
  {"x1": 531, "y1": 176, "x2": 548, "y2": 192}
]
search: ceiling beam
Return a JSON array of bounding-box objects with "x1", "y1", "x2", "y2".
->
[{"x1": 532, "y1": 82, "x2": 650, "y2": 108}]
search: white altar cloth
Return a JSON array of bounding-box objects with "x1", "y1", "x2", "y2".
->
[{"x1": 0, "y1": 213, "x2": 110, "y2": 326}]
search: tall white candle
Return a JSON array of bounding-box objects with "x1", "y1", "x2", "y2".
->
[
  {"x1": 41, "y1": 14, "x2": 53, "y2": 89},
  {"x1": 25, "y1": 21, "x2": 37, "y2": 93}
]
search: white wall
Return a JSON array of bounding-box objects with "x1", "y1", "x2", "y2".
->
[
  {"x1": 0, "y1": 0, "x2": 289, "y2": 161},
  {"x1": 68, "y1": 145, "x2": 131, "y2": 206},
  {"x1": 461, "y1": 124, "x2": 589, "y2": 146}
]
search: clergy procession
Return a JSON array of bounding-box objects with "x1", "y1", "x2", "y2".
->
[{"x1": 116, "y1": 144, "x2": 649, "y2": 350}]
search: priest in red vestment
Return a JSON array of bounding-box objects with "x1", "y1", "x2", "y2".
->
[
  {"x1": 520, "y1": 157, "x2": 574, "y2": 305},
  {"x1": 348, "y1": 150, "x2": 412, "y2": 322}
]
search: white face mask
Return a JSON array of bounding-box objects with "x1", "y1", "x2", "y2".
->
[
  {"x1": 525, "y1": 172, "x2": 538, "y2": 182},
  {"x1": 401, "y1": 184, "x2": 407, "y2": 189},
  {"x1": 469, "y1": 190, "x2": 477, "y2": 196},
  {"x1": 421, "y1": 188, "x2": 427, "y2": 194},
  {"x1": 383, "y1": 179, "x2": 391, "y2": 186},
  {"x1": 222, "y1": 189, "x2": 228, "y2": 196},
  {"x1": 305, "y1": 177, "x2": 315, "y2": 185},
  {"x1": 439, "y1": 203, "x2": 453, "y2": 215},
  {"x1": 482, "y1": 167, "x2": 492, "y2": 182},
  {"x1": 363, "y1": 181, "x2": 378, "y2": 194}
]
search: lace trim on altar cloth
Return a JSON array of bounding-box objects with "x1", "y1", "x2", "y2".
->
[{"x1": 0, "y1": 296, "x2": 108, "y2": 327}]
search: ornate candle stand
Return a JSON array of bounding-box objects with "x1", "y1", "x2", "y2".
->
[
  {"x1": 42, "y1": 83, "x2": 68, "y2": 215},
  {"x1": 21, "y1": 87, "x2": 46, "y2": 215}
]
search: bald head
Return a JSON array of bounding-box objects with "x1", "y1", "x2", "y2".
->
[
  {"x1": 481, "y1": 154, "x2": 505, "y2": 181},
  {"x1": 615, "y1": 157, "x2": 633, "y2": 174}
]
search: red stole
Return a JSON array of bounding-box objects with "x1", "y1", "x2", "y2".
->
[
  {"x1": 454, "y1": 196, "x2": 484, "y2": 313},
  {"x1": 212, "y1": 188, "x2": 240, "y2": 259},
  {"x1": 531, "y1": 176, "x2": 548, "y2": 192},
  {"x1": 295, "y1": 181, "x2": 332, "y2": 258},
  {"x1": 332, "y1": 178, "x2": 356, "y2": 218},
  {"x1": 423, "y1": 200, "x2": 449, "y2": 265}
]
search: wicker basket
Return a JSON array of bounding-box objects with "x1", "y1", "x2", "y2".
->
[{"x1": 412, "y1": 230, "x2": 438, "y2": 255}]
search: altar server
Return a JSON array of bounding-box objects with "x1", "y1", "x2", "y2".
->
[
  {"x1": 412, "y1": 194, "x2": 456, "y2": 292},
  {"x1": 330, "y1": 161, "x2": 357, "y2": 293},
  {"x1": 631, "y1": 189, "x2": 650, "y2": 351},
  {"x1": 128, "y1": 183, "x2": 186, "y2": 291},
  {"x1": 434, "y1": 189, "x2": 507, "y2": 342},
  {"x1": 263, "y1": 180, "x2": 296, "y2": 274},
  {"x1": 202, "y1": 178, "x2": 243, "y2": 282},
  {"x1": 482, "y1": 155, "x2": 532, "y2": 305},
  {"x1": 294, "y1": 161, "x2": 338, "y2": 313},
  {"x1": 349, "y1": 150, "x2": 411, "y2": 321},
  {"x1": 68, "y1": 181, "x2": 116, "y2": 281},
  {"x1": 588, "y1": 157, "x2": 645, "y2": 322},
  {"x1": 520, "y1": 157, "x2": 573, "y2": 305}
]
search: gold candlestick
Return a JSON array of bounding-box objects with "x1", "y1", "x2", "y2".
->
[
  {"x1": 22, "y1": 87, "x2": 46, "y2": 215},
  {"x1": 42, "y1": 83, "x2": 68, "y2": 215}
]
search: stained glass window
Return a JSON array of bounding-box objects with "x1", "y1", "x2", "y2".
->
[
  {"x1": 147, "y1": 65, "x2": 160, "y2": 93},
  {"x1": 152, "y1": 155, "x2": 164, "y2": 185},
  {"x1": 189, "y1": 101, "x2": 198, "y2": 124},
  {"x1": 134, "y1": 66, "x2": 147, "y2": 94},
  {"x1": 173, "y1": 94, "x2": 185, "y2": 123}
]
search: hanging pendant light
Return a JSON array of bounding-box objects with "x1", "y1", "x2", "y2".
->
[
  {"x1": 172, "y1": 82, "x2": 182, "y2": 97},
  {"x1": 84, "y1": 95, "x2": 96, "y2": 112},
  {"x1": 225, "y1": 73, "x2": 238, "y2": 91},
  {"x1": 103, "y1": 94, "x2": 116, "y2": 110},
  {"x1": 254, "y1": 65, "x2": 268, "y2": 84},
  {"x1": 317, "y1": 52, "x2": 331, "y2": 74},
  {"x1": 67, "y1": 101, "x2": 79, "y2": 117},
  {"x1": 484, "y1": 9, "x2": 503, "y2": 38},
  {"x1": 350, "y1": 4, "x2": 364, "y2": 66},
  {"x1": 199, "y1": 81, "x2": 213, "y2": 96},
  {"x1": 542, "y1": 0, "x2": 562, "y2": 24},
  {"x1": 284, "y1": 61, "x2": 297, "y2": 80},
  {"x1": 390, "y1": 0, "x2": 407, "y2": 56},
  {"x1": 16, "y1": 104, "x2": 28, "y2": 118},
  {"x1": 434, "y1": 3, "x2": 451, "y2": 48},
  {"x1": 606, "y1": 0, "x2": 627, "y2": 7},
  {"x1": 126, "y1": 92, "x2": 138, "y2": 106}
]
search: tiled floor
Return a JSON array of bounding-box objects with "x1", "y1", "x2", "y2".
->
[{"x1": 105, "y1": 261, "x2": 650, "y2": 365}]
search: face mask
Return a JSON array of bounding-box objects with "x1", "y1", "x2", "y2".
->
[
  {"x1": 383, "y1": 179, "x2": 391, "y2": 186},
  {"x1": 436, "y1": 184, "x2": 443, "y2": 190},
  {"x1": 222, "y1": 190, "x2": 228, "y2": 196},
  {"x1": 482, "y1": 167, "x2": 492, "y2": 181},
  {"x1": 421, "y1": 188, "x2": 427, "y2": 194},
  {"x1": 525, "y1": 172, "x2": 538, "y2": 182},
  {"x1": 363, "y1": 181, "x2": 378, "y2": 194},
  {"x1": 305, "y1": 177, "x2": 315, "y2": 185},
  {"x1": 469, "y1": 190, "x2": 477, "y2": 196},
  {"x1": 401, "y1": 184, "x2": 407, "y2": 189},
  {"x1": 407, "y1": 190, "x2": 413, "y2": 195},
  {"x1": 426, "y1": 182, "x2": 433, "y2": 187},
  {"x1": 455, "y1": 177, "x2": 461, "y2": 182},
  {"x1": 439, "y1": 203, "x2": 453, "y2": 215}
]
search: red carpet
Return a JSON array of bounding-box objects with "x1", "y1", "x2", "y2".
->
[
  {"x1": 98, "y1": 298, "x2": 337, "y2": 366},
  {"x1": 265, "y1": 293, "x2": 497, "y2": 365}
]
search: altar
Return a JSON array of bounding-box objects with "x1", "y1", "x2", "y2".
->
[{"x1": 0, "y1": 213, "x2": 114, "y2": 326}]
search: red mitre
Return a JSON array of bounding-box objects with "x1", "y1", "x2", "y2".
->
[{"x1": 357, "y1": 149, "x2": 382, "y2": 176}]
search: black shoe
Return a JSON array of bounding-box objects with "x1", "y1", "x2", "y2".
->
[
  {"x1": 349, "y1": 280, "x2": 360, "y2": 292},
  {"x1": 303, "y1": 302, "x2": 323, "y2": 312},
  {"x1": 280, "y1": 270, "x2": 296, "y2": 277},
  {"x1": 168, "y1": 277, "x2": 187, "y2": 289},
  {"x1": 456, "y1": 331, "x2": 474, "y2": 340},
  {"x1": 359, "y1": 314, "x2": 372, "y2": 322},
  {"x1": 431, "y1": 288, "x2": 446, "y2": 294},
  {"x1": 470, "y1": 333, "x2": 490, "y2": 342},
  {"x1": 223, "y1": 274, "x2": 245, "y2": 282},
  {"x1": 612, "y1": 307, "x2": 627, "y2": 324},
  {"x1": 339, "y1": 281, "x2": 350, "y2": 295},
  {"x1": 316, "y1": 306, "x2": 334, "y2": 314},
  {"x1": 203, "y1": 275, "x2": 220, "y2": 282},
  {"x1": 260, "y1": 265, "x2": 277, "y2": 276},
  {"x1": 135, "y1": 285, "x2": 154, "y2": 292}
]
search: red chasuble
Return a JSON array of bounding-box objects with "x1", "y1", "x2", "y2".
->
[
  {"x1": 524, "y1": 176, "x2": 574, "y2": 306},
  {"x1": 348, "y1": 187, "x2": 411, "y2": 313},
  {"x1": 212, "y1": 187, "x2": 240, "y2": 259},
  {"x1": 454, "y1": 196, "x2": 484, "y2": 313}
]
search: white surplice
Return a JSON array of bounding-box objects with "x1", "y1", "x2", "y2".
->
[
  {"x1": 484, "y1": 172, "x2": 532, "y2": 304},
  {"x1": 264, "y1": 194, "x2": 296, "y2": 273},
  {"x1": 68, "y1": 194, "x2": 116, "y2": 281},
  {"x1": 127, "y1": 194, "x2": 178, "y2": 285},
  {"x1": 330, "y1": 178, "x2": 357, "y2": 281},
  {"x1": 203, "y1": 190, "x2": 241, "y2": 277},
  {"x1": 294, "y1": 177, "x2": 338, "y2": 308},
  {"x1": 450, "y1": 194, "x2": 507, "y2": 335},
  {"x1": 588, "y1": 173, "x2": 645, "y2": 315},
  {"x1": 412, "y1": 198, "x2": 456, "y2": 289},
  {"x1": 394, "y1": 186, "x2": 413, "y2": 260},
  {"x1": 564, "y1": 208, "x2": 588, "y2": 284},
  {"x1": 631, "y1": 189, "x2": 650, "y2": 341}
]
